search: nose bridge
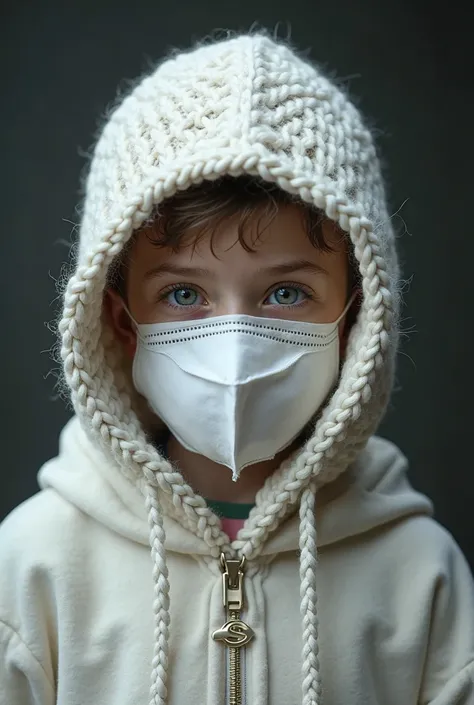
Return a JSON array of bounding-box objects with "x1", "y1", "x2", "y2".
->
[{"x1": 216, "y1": 285, "x2": 255, "y2": 317}]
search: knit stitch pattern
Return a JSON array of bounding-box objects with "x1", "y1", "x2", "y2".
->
[{"x1": 59, "y1": 34, "x2": 399, "y2": 705}]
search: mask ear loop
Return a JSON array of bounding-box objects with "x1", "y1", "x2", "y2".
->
[
  {"x1": 121, "y1": 301, "x2": 147, "y2": 343},
  {"x1": 335, "y1": 290, "x2": 358, "y2": 326}
]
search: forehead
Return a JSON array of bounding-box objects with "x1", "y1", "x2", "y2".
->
[{"x1": 130, "y1": 203, "x2": 348, "y2": 267}]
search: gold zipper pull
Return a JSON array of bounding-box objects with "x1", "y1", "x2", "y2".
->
[
  {"x1": 212, "y1": 553, "x2": 255, "y2": 648},
  {"x1": 221, "y1": 554, "x2": 245, "y2": 612},
  {"x1": 212, "y1": 554, "x2": 254, "y2": 705}
]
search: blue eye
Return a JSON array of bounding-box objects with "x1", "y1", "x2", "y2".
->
[
  {"x1": 267, "y1": 286, "x2": 307, "y2": 306},
  {"x1": 168, "y1": 287, "x2": 199, "y2": 306}
]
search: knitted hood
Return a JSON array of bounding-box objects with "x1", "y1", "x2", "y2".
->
[{"x1": 59, "y1": 33, "x2": 399, "y2": 705}]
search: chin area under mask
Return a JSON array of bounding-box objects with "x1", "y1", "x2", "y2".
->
[{"x1": 154, "y1": 415, "x2": 320, "y2": 478}]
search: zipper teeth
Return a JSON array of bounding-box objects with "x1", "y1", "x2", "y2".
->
[
  {"x1": 229, "y1": 610, "x2": 241, "y2": 705},
  {"x1": 242, "y1": 647, "x2": 246, "y2": 705},
  {"x1": 229, "y1": 646, "x2": 241, "y2": 705},
  {"x1": 212, "y1": 556, "x2": 253, "y2": 705}
]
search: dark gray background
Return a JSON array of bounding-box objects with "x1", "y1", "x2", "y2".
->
[{"x1": 2, "y1": 1, "x2": 473, "y2": 566}]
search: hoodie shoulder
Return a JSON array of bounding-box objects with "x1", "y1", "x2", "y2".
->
[
  {"x1": 1, "y1": 488, "x2": 83, "y2": 542},
  {"x1": 356, "y1": 435, "x2": 410, "y2": 490},
  {"x1": 354, "y1": 437, "x2": 472, "y2": 582},
  {"x1": 0, "y1": 489, "x2": 88, "y2": 575}
]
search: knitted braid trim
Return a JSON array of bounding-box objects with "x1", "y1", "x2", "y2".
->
[
  {"x1": 145, "y1": 481, "x2": 170, "y2": 705},
  {"x1": 60, "y1": 148, "x2": 393, "y2": 562},
  {"x1": 299, "y1": 485, "x2": 321, "y2": 705}
]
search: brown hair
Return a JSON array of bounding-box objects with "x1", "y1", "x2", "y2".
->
[{"x1": 111, "y1": 176, "x2": 358, "y2": 294}]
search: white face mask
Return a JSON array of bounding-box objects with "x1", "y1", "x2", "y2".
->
[{"x1": 131, "y1": 302, "x2": 352, "y2": 480}]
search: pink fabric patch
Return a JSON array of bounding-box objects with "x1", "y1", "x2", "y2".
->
[{"x1": 221, "y1": 517, "x2": 246, "y2": 541}]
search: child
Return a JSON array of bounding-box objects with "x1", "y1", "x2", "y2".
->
[{"x1": 0, "y1": 32, "x2": 473, "y2": 705}]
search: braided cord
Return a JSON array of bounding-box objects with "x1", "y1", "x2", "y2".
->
[
  {"x1": 145, "y1": 479, "x2": 170, "y2": 705},
  {"x1": 299, "y1": 485, "x2": 322, "y2": 705}
]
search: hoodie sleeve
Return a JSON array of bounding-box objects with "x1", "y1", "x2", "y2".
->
[
  {"x1": 420, "y1": 529, "x2": 474, "y2": 705},
  {"x1": 0, "y1": 621, "x2": 55, "y2": 705},
  {"x1": 0, "y1": 494, "x2": 59, "y2": 705}
]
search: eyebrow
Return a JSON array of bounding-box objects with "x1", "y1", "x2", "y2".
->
[
  {"x1": 144, "y1": 264, "x2": 211, "y2": 280},
  {"x1": 144, "y1": 259, "x2": 328, "y2": 280},
  {"x1": 259, "y1": 260, "x2": 328, "y2": 277}
]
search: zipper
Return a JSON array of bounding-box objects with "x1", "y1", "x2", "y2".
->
[{"x1": 212, "y1": 554, "x2": 254, "y2": 705}]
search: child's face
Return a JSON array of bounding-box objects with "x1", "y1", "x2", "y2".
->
[{"x1": 107, "y1": 204, "x2": 350, "y2": 358}]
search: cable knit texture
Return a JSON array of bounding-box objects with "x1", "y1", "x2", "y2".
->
[{"x1": 58, "y1": 34, "x2": 399, "y2": 705}]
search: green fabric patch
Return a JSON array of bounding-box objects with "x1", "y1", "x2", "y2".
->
[{"x1": 206, "y1": 499, "x2": 255, "y2": 519}]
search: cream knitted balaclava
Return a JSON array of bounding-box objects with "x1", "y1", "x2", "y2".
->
[{"x1": 59, "y1": 33, "x2": 399, "y2": 705}]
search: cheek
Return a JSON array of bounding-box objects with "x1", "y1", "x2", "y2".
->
[
  {"x1": 124, "y1": 336, "x2": 138, "y2": 360},
  {"x1": 128, "y1": 282, "x2": 163, "y2": 325},
  {"x1": 103, "y1": 290, "x2": 139, "y2": 360}
]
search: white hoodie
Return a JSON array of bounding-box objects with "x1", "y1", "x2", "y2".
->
[
  {"x1": 1, "y1": 419, "x2": 473, "y2": 704},
  {"x1": 1, "y1": 33, "x2": 473, "y2": 705}
]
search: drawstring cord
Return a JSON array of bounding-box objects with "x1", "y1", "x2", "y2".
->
[
  {"x1": 145, "y1": 480, "x2": 170, "y2": 705},
  {"x1": 299, "y1": 483, "x2": 322, "y2": 705}
]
